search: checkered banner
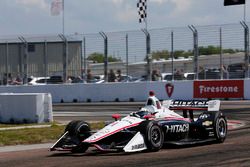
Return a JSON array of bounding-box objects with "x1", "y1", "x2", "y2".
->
[{"x1": 137, "y1": 0, "x2": 147, "y2": 23}]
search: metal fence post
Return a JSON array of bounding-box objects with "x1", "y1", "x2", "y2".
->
[
  {"x1": 240, "y1": 21, "x2": 249, "y2": 78},
  {"x1": 99, "y1": 32, "x2": 108, "y2": 82},
  {"x1": 171, "y1": 31, "x2": 174, "y2": 80},
  {"x1": 44, "y1": 40, "x2": 48, "y2": 83},
  {"x1": 126, "y1": 34, "x2": 129, "y2": 80},
  {"x1": 188, "y1": 25, "x2": 199, "y2": 80},
  {"x1": 59, "y1": 34, "x2": 68, "y2": 82},
  {"x1": 5, "y1": 41, "x2": 9, "y2": 85},
  {"x1": 18, "y1": 36, "x2": 28, "y2": 84},
  {"x1": 83, "y1": 37, "x2": 87, "y2": 79},
  {"x1": 142, "y1": 29, "x2": 151, "y2": 81},
  {"x1": 220, "y1": 27, "x2": 223, "y2": 79}
]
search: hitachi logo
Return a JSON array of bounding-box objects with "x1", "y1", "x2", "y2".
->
[
  {"x1": 172, "y1": 100, "x2": 207, "y2": 106},
  {"x1": 166, "y1": 124, "x2": 189, "y2": 133},
  {"x1": 199, "y1": 85, "x2": 238, "y2": 94}
]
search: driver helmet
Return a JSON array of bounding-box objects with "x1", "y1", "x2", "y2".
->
[{"x1": 146, "y1": 91, "x2": 162, "y2": 109}]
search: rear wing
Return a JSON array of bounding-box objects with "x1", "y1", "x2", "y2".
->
[{"x1": 162, "y1": 100, "x2": 220, "y2": 112}]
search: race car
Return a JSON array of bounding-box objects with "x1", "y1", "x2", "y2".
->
[{"x1": 50, "y1": 91, "x2": 227, "y2": 153}]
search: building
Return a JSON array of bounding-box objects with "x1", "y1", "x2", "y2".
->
[{"x1": 0, "y1": 36, "x2": 82, "y2": 84}]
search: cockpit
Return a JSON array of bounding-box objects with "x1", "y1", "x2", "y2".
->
[
  {"x1": 130, "y1": 91, "x2": 162, "y2": 118},
  {"x1": 130, "y1": 108, "x2": 151, "y2": 118}
]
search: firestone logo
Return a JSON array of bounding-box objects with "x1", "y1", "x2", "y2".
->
[
  {"x1": 194, "y1": 80, "x2": 244, "y2": 98},
  {"x1": 199, "y1": 85, "x2": 239, "y2": 94}
]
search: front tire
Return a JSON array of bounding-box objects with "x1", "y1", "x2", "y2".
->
[
  {"x1": 140, "y1": 121, "x2": 164, "y2": 152},
  {"x1": 65, "y1": 120, "x2": 91, "y2": 153}
]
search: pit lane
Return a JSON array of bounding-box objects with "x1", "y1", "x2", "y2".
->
[{"x1": 0, "y1": 101, "x2": 250, "y2": 167}]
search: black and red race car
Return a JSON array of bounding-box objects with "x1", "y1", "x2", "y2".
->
[{"x1": 50, "y1": 91, "x2": 227, "y2": 153}]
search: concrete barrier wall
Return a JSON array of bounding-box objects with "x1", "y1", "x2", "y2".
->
[
  {"x1": 0, "y1": 80, "x2": 249, "y2": 103},
  {"x1": 0, "y1": 81, "x2": 193, "y2": 103},
  {"x1": 244, "y1": 79, "x2": 250, "y2": 99},
  {"x1": 0, "y1": 80, "x2": 248, "y2": 124},
  {"x1": 0, "y1": 93, "x2": 53, "y2": 123}
]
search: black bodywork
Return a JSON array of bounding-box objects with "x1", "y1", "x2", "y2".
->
[{"x1": 159, "y1": 110, "x2": 227, "y2": 145}]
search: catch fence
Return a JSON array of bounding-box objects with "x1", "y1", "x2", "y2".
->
[{"x1": 0, "y1": 22, "x2": 249, "y2": 85}]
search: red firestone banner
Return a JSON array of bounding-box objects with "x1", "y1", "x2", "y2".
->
[{"x1": 194, "y1": 80, "x2": 244, "y2": 98}]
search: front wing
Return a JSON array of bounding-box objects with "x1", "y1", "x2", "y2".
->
[{"x1": 50, "y1": 130, "x2": 148, "y2": 153}]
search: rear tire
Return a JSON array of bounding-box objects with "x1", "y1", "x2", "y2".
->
[
  {"x1": 140, "y1": 121, "x2": 164, "y2": 152},
  {"x1": 214, "y1": 114, "x2": 227, "y2": 143}
]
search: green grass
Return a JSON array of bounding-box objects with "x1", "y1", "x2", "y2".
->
[
  {"x1": 0, "y1": 124, "x2": 65, "y2": 146},
  {"x1": 0, "y1": 122, "x2": 105, "y2": 146}
]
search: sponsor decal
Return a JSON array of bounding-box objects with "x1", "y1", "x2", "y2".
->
[
  {"x1": 132, "y1": 143, "x2": 145, "y2": 150},
  {"x1": 202, "y1": 121, "x2": 213, "y2": 126},
  {"x1": 165, "y1": 83, "x2": 174, "y2": 98},
  {"x1": 199, "y1": 113, "x2": 210, "y2": 119},
  {"x1": 172, "y1": 100, "x2": 208, "y2": 107},
  {"x1": 165, "y1": 124, "x2": 189, "y2": 133},
  {"x1": 209, "y1": 131, "x2": 215, "y2": 137},
  {"x1": 194, "y1": 80, "x2": 244, "y2": 98}
]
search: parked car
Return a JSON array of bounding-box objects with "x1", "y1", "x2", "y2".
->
[
  {"x1": 228, "y1": 63, "x2": 245, "y2": 79},
  {"x1": 28, "y1": 76, "x2": 63, "y2": 85},
  {"x1": 28, "y1": 77, "x2": 49, "y2": 85},
  {"x1": 184, "y1": 72, "x2": 196, "y2": 80},
  {"x1": 162, "y1": 73, "x2": 173, "y2": 81}
]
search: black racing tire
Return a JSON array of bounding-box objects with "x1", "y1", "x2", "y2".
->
[
  {"x1": 213, "y1": 114, "x2": 227, "y2": 143},
  {"x1": 65, "y1": 120, "x2": 91, "y2": 153},
  {"x1": 65, "y1": 120, "x2": 81, "y2": 136},
  {"x1": 139, "y1": 121, "x2": 164, "y2": 152},
  {"x1": 65, "y1": 120, "x2": 91, "y2": 140}
]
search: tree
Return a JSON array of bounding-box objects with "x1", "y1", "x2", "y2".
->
[
  {"x1": 147, "y1": 46, "x2": 241, "y2": 61},
  {"x1": 199, "y1": 45, "x2": 220, "y2": 55},
  {"x1": 174, "y1": 50, "x2": 193, "y2": 58},
  {"x1": 151, "y1": 50, "x2": 170, "y2": 60},
  {"x1": 87, "y1": 52, "x2": 121, "y2": 63},
  {"x1": 150, "y1": 50, "x2": 192, "y2": 61}
]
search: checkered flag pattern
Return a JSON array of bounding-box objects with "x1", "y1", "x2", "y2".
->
[{"x1": 137, "y1": 0, "x2": 147, "y2": 23}]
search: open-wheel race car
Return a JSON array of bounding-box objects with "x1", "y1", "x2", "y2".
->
[{"x1": 50, "y1": 91, "x2": 227, "y2": 153}]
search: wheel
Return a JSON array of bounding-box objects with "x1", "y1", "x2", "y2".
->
[
  {"x1": 140, "y1": 121, "x2": 164, "y2": 152},
  {"x1": 65, "y1": 120, "x2": 91, "y2": 139},
  {"x1": 214, "y1": 115, "x2": 227, "y2": 143},
  {"x1": 65, "y1": 120, "x2": 81, "y2": 135},
  {"x1": 65, "y1": 120, "x2": 91, "y2": 153}
]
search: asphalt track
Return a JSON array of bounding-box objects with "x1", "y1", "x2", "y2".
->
[{"x1": 0, "y1": 101, "x2": 250, "y2": 167}]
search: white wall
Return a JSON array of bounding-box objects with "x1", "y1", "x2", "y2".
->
[
  {"x1": 244, "y1": 79, "x2": 250, "y2": 99},
  {"x1": 0, "y1": 93, "x2": 53, "y2": 123},
  {"x1": 0, "y1": 81, "x2": 194, "y2": 103},
  {"x1": 0, "y1": 81, "x2": 248, "y2": 124},
  {"x1": 0, "y1": 80, "x2": 249, "y2": 103}
]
